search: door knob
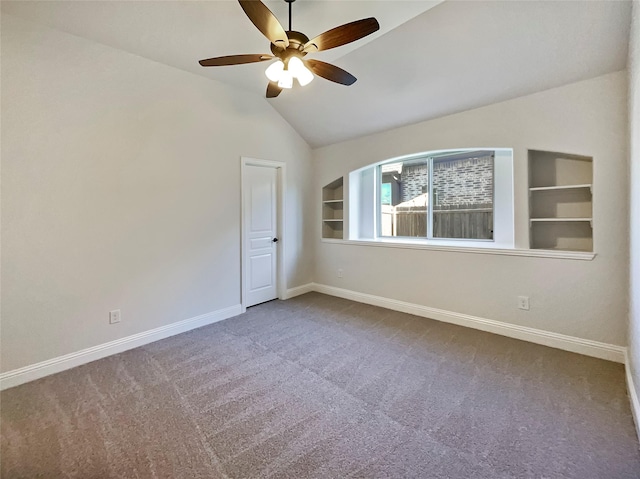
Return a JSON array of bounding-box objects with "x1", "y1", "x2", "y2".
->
[{"x1": 272, "y1": 237, "x2": 279, "y2": 243}]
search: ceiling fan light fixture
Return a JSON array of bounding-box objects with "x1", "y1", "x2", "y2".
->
[
  {"x1": 266, "y1": 57, "x2": 312, "y2": 89},
  {"x1": 265, "y1": 60, "x2": 284, "y2": 82}
]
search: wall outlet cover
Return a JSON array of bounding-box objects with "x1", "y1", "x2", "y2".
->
[
  {"x1": 109, "y1": 309, "x2": 121, "y2": 324},
  {"x1": 517, "y1": 296, "x2": 530, "y2": 311}
]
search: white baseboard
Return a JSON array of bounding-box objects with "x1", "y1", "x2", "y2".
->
[
  {"x1": 0, "y1": 283, "x2": 628, "y2": 390},
  {"x1": 312, "y1": 283, "x2": 626, "y2": 364},
  {"x1": 0, "y1": 304, "x2": 242, "y2": 391},
  {"x1": 625, "y1": 350, "x2": 640, "y2": 443},
  {"x1": 283, "y1": 283, "x2": 315, "y2": 300}
]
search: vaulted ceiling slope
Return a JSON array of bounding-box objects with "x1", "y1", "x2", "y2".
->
[{"x1": 2, "y1": 1, "x2": 632, "y2": 148}]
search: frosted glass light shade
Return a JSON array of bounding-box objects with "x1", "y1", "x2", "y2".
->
[
  {"x1": 288, "y1": 57, "x2": 304, "y2": 76},
  {"x1": 289, "y1": 56, "x2": 314, "y2": 86},
  {"x1": 265, "y1": 60, "x2": 284, "y2": 82},
  {"x1": 277, "y1": 69, "x2": 293, "y2": 89},
  {"x1": 296, "y1": 66, "x2": 314, "y2": 86}
]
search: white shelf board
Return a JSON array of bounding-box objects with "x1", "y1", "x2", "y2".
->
[
  {"x1": 530, "y1": 218, "x2": 592, "y2": 222},
  {"x1": 322, "y1": 219, "x2": 344, "y2": 222},
  {"x1": 529, "y1": 184, "x2": 592, "y2": 192},
  {"x1": 323, "y1": 199, "x2": 344, "y2": 204}
]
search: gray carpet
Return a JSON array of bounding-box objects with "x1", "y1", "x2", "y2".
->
[{"x1": 2, "y1": 292, "x2": 639, "y2": 478}]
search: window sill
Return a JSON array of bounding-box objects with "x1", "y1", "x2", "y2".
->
[{"x1": 320, "y1": 238, "x2": 596, "y2": 261}]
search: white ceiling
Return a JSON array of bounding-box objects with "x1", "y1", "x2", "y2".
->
[{"x1": 2, "y1": 0, "x2": 632, "y2": 148}]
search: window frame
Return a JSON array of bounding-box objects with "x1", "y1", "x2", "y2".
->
[
  {"x1": 376, "y1": 151, "x2": 496, "y2": 242},
  {"x1": 348, "y1": 147, "x2": 514, "y2": 250}
]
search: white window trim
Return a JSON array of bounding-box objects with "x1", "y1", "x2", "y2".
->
[{"x1": 350, "y1": 148, "x2": 515, "y2": 249}]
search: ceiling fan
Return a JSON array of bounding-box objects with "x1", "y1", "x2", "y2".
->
[{"x1": 198, "y1": 0, "x2": 380, "y2": 98}]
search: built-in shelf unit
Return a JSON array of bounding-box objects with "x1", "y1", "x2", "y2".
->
[
  {"x1": 528, "y1": 150, "x2": 593, "y2": 252},
  {"x1": 322, "y1": 177, "x2": 344, "y2": 239}
]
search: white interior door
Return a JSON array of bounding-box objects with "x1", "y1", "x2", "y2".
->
[{"x1": 243, "y1": 164, "x2": 278, "y2": 307}]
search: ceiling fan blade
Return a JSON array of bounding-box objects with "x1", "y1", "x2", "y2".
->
[
  {"x1": 266, "y1": 82, "x2": 282, "y2": 98},
  {"x1": 238, "y1": 0, "x2": 289, "y2": 49},
  {"x1": 303, "y1": 17, "x2": 380, "y2": 53},
  {"x1": 305, "y1": 59, "x2": 357, "y2": 86},
  {"x1": 199, "y1": 54, "x2": 273, "y2": 67}
]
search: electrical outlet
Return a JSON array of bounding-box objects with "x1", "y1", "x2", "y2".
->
[
  {"x1": 337, "y1": 268, "x2": 344, "y2": 278},
  {"x1": 517, "y1": 296, "x2": 530, "y2": 311},
  {"x1": 109, "y1": 309, "x2": 121, "y2": 324}
]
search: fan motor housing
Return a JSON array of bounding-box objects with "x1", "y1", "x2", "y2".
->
[{"x1": 271, "y1": 30, "x2": 310, "y2": 60}]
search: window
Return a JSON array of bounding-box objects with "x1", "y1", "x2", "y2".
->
[
  {"x1": 380, "y1": 151, "x2": 494, "y2": 240},
  {"x1": 348, "y1": 148, "x2": 514, "y2": 248}
]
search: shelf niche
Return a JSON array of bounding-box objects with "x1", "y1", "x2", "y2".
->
[
  {"x1": 322, "y1": 177, "x2": 344, "y2": 239},
  {"x1": 528, "y1": 150, "x2": 593, "y2": 252}
]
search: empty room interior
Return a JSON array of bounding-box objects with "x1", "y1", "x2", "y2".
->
[{"x1": 2, "y1": 0, "x2": 640, "y2": 477}]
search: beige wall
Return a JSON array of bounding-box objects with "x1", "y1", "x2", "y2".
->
[
  {"x1": 1, "y1": 10, "x2": 634, "y2": 381},
  {"x1": 313, "y1": 71, "x2": 629, "y2": 346},
  {"x1": 0, "y1": 15, "x2": 313, "y2": 372},
  {"x1": 628, "y1": 0, "x2": 640, "y2": 423}
]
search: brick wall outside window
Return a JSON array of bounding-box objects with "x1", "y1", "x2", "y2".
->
[{"x1": 401, "y1": 156, "x2": 493, "y2": 208}]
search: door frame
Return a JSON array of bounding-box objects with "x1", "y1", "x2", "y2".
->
[{"x1": 240, "y1": 157, "x2": 286, "y2": 312}]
